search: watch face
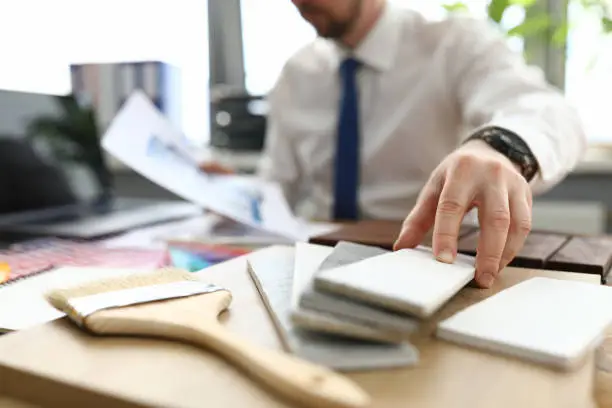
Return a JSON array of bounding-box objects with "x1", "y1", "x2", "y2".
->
[
  {"x1": 477, "y1": 127, "x2": 538, "y2": 181},
  {"x1": 499, "y1": 133, "x2": 512, "y2": 146},
  {"x1": 503, "y1": 134, "x2": 529, "y2": 155}
]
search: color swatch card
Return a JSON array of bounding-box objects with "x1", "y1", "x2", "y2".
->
[
  {"x1": 437, "y1": 277, "x2": 612, "y2": 370},
  {"x1": 1, "y1": 239, "x2": 168, "y2": 286},
  {"x1": 314, "y1": 247, "x2": 476, "y2": 318},
  {"x1": 0, "y1": 266, "x2": 152, "y2": 331}
]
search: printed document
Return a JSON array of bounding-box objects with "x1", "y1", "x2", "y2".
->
[{"x1": 101, "y1": 91, "x2": 308, "y2": 241}]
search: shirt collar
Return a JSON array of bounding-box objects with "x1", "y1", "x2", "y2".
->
[{"x1": 332, "y1": 1, "x2": 402, "y2": 72}]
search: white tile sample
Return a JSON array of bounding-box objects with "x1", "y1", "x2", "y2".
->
[
  {"x1": 315, "y1": 246, "x2": 476, "y2": 318},
  {"x1": 437, "y1": 277, "x2": 612, "y2": 370},
  {"x1": 292, "y1": 242, "x2": 419, "y2": 342}
]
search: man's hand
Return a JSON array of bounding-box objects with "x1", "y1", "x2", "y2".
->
[
  {"x1": 394, "y1": 139, "x2": 533, "y2": 288},
  {"x1": 198, "y1": 161, "x2": 235, "y2": 175}
]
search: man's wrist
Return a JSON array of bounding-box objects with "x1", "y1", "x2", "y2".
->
[
  {"x1": 461, "y1": 139, "x2": 522, "y2": 175},
  {"x1": 464, "y1": 126, "x2": 539, "y2": 182}
]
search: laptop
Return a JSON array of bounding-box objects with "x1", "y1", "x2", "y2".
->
[{"x1": 0, "y1": 89, "x2": 201, "y2": 239}]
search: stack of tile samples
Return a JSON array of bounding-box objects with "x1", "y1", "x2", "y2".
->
[
  {"x1": 288, "y1": 241, "x2": 476, "y2": 356},
  {"x1": 291, "y1": 241, "x2": 612, "y2": 371}
]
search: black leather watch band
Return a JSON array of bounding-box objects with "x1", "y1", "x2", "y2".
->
[{"x1": 466, "y1": 126, "x2": 539, "y2": 182}]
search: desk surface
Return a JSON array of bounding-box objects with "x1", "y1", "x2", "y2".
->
[
  {"x1": 0, "y1": 246, "x2": 609, "y2": 408},
  {"x1": 0, "y1": 398, "x2": 37, "y2": 408}
]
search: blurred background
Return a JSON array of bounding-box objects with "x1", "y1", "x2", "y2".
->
[{"x1": 0, "y1": 0, "x2": 611, "y2": 234}]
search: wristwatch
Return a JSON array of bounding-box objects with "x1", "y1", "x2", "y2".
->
[{"x1": 465, "y1": 126, "x2": 539, "y2": 182}]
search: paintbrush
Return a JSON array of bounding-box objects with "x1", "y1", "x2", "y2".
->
[{"x1": 45, "y1": 267, "x2": 371, "y2": 408}]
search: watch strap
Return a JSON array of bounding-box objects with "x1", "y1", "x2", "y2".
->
[{"x1": 465, "y1": 126, "x2": 539, "y2": 182}]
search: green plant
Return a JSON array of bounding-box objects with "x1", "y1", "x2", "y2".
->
[
  {"x1": 26, "y1": 94, "x2": 113, "y2": 204},
  {"x1": 443, "y1": 0, "x2": 612, "y2": 46}
]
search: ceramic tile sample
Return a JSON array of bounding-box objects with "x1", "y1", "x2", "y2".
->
[
  {"x1": 290, "y1": 308, "x2": 406, "y2": 344},
  {"x1": 437, "y1": 277, "x2": 612, "y2": 370},
  {"x1": 297, "y1": 289, "x2": 420, "y2": 339},
  {"x1": 317, "y1": 241, "x2": 390, "y2": 271},
  {"x1": 291, "y1": 242, "x2": 402, "y2": 342},
  {"x1": 291, "y1": 242, "x2": 419, "y2": 343},
  {"x1": 247, "y1": 245, "x2": 419, "y2": 370},
  {"x1": 290, "y1": 242, "x2": 334, "y2": 310},
  {"x1": 314, "y1": 246, "x2": 476, "y2": 318}
]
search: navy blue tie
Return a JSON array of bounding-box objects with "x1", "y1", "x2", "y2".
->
[{"x1": 333, "y1": 57, "x2": 361, "y2": 221}]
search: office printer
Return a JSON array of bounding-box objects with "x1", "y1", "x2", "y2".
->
[{"x1": 210, "y1": 86, "x2": 267, "y2": 152}]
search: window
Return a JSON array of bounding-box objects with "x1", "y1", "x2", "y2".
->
[
  {"x1": 240, "y1": 1, "x2": 524, "y2": 97},
  {"x1": 564, "y1": 1, "x2": 612, "y2": 145},
  {"x1": 240, "y1": 0, "x2": 316, "y2": 96},
  {"x1": 0, "y1": 0, "x2": 210, "y2": 144},
  {"x1": 392, "y1": 0, "x2": 488, "y2": 20},
  {"x1": 393, "y1": 0, "x2": 526, "y2": 52}
]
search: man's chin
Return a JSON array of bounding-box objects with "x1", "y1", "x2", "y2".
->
[
  {"x1": 313, "y1": 23, "x2": 349, "y2": 40},
  {"x1": 315, "y1": 28, "x2": 335, "y2": 39},
  {"x1": 305, "y1": 21, "x2": 332, "y2": 38}
]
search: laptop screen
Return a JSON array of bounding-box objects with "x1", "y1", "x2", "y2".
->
[{"x1": 0, "y1": 89, "x2": 107, "y2": 211}]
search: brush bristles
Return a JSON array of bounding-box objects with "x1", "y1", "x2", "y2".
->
[{"x1": 46, "y1": 267, "x2": 198, "y2": 314}]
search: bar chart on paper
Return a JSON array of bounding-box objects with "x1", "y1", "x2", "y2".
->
[{"x1": 102, "y1": 92, "x2": 307, "y2": 241}]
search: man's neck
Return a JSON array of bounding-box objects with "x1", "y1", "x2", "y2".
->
[{"x1": 339, "y1": 0, "x2": 385, "y2": 49}]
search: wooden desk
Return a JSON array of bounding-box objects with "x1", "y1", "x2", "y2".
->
[
  {"x1": 0, "y1": 398, "x2": 38, "y2": 408},
  {"x1": 310, "y1": 220, "x2": 612, "y2": 283},
  {"x1": 309, "y1": 220, "x2": 405, "y2": 249},
  {"x1": 0, "y1": 246, "x2": 609, "y2": 407}
]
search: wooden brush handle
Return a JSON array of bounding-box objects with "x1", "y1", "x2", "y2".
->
[
  {"x1": 186, "y1": 322, "x2": 371, "y2": 408},
  {"x1": 83, "y1": 290, "x2": 369, "y2": 407}
]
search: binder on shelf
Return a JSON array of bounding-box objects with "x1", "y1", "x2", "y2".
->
[{"x1": 69, "y1": 61, "x2": 182, "y2": 133}]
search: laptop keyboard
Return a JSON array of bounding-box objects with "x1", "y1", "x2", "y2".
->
[
  {"x1": 33, "y1": 202, "x2": 202, "y2": 238},
  {"x1": 107, "y1": 198, "x2": 153, "y2": 212}
]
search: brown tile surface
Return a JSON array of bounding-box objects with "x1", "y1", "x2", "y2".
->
[
  {"x1": 458, "y1": 231, "x2": 569, "y2": 269},
  {"x1": 457, "y1": 230, "x2": 479, "y2": 256},
  {"x1": 421, "y1": 224, "x2": 477, "y2": 248},
  {"x1": 309, "y1": 220, "x2": 476, "y2": 250},
  {"x1": 546, "y1": 236, "x2": 612, "y2": 281},
  {"x1": 311, "y1": 221, "x2": 612, "y2": 282},
  {"x1": 309, "y1": 220, "x2": 403, "y2": 250}
]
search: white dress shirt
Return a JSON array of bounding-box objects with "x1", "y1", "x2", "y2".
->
[{"x1": 257, "y1": 1, "x2": 586, "y2": 221}]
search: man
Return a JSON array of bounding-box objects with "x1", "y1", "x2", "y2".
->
[{"x1": 208, "y1": 0, "x2": 586, "y2": 288}]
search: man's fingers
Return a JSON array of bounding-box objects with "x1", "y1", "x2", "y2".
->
[
  {"x1": 431, "y1": 171, "x2": 473, "y2": 264},
  {"x1": 199, "y1": 161, "x2": 234, "y2": 174},
  {"x1": 394, "y1": 185, "x2": 439, "y2": 250},
  {"x1": 475, "y1": 184, "x2": 511, "y2": 288},
  {"x1": 499, "y1": 192, "x2": 532, "y2": 271}
]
